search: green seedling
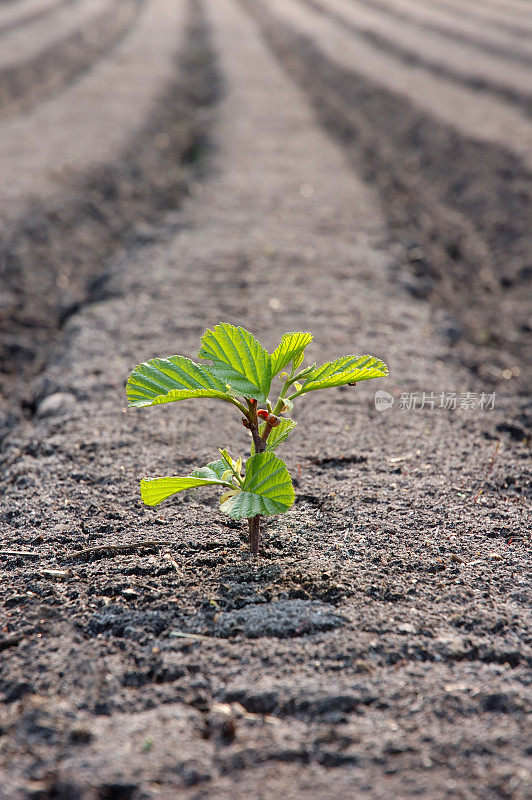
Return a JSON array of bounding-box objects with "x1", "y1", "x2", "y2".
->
[{"x1": 126, "y1": 324, "x2": 388, "y2": 554}]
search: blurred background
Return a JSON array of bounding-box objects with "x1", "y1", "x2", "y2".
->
[{"x1": 0, "y1": 0, "x2": 530, "y2": 432}]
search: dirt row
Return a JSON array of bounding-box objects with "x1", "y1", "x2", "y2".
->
[
  {"x1": 0, "y1": 0, "x2": 530, "y2": 797},
  {"x1": 0, "y1": 0, "x2": 142, "y2": 120},
  {"x1": 0, "y1": 0, "x2": 73, "y2": 35},
  {"x1": 305, "y1": 0, "x2": 532, "y2": 109},
  {"x1": 259, "y1": 0, "x2": 532, "y2": 167},
  {"x1": 0, "y1": 0, "x2": 202, "y2": 431},
  {"x1": 244, "y1": 0, "x2": 531, "y2": 404},
  {"x1": 0, "y1": 0, "x2": 112, "y2": 68},
  {"x1": 434, "y1": 0, "x2": 532, "y2": 36},
  {"x1": 349, "y1": 0, "x2": 532, "y2": 62}
]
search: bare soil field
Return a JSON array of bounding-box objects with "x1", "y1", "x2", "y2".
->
[{"x1": 0, "y1": 0, "x2": 530, "y2": 798}]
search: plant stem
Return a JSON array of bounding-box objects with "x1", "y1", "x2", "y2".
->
[
  {"x1": 272, "y1": 379, "x2": 292, "y2": 415},
  {"x1": 261, "y1": 417, "x2": 275, "y2": 442},
  {"x1": 248, "y1": 514, "x2": 261, "y2": 555},
  {"x1": 227, "y1": 397, "x2": 250, "y2": 415},
  {"x1": 245, "y1": 400, "x2": 267, "y2": 554},
  {"x1": 246, "y1": 398, "x2": 267, "y2": 455}
]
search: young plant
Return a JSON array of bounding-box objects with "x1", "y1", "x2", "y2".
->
[{"x1": 126, "y1": 324, "x2": 388, "y2": 554}]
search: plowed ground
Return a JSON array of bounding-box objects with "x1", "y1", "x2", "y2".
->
[{"x1": 0, "y1": 1, "x2": 530, "y2": 798}]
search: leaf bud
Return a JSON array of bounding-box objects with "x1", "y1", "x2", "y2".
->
[
  {"x1": 257, "y1": 409, "x2": 269, "y2": 420},
  {"x1": 242, "y1": 417, "x2": 250, "y2": 429},
  {"x1": 267, "y1": 414, "x2": 280, "y2": 427}
]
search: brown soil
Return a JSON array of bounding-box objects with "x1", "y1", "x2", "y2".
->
[{"x1": 0, "y1": 0, "x2": 530, "y2": 798}]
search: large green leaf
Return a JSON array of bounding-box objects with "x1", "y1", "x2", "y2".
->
[
  {"x1": 127, "y1": 355, "x2": 233, "y2": 408},
  {"x1": 197, "y1": 323, "x2": 271, "y2": 401},
  {"x1": 250, "y1": 417, "x2": 297, "y2": 454},
  {"x1": 140, "y1": 459, "x2": 232, "y2": 506},
  {"x1": 298, "y1": 355, "x2": 388, "y2": 394},
  {"x1": 270, "y1": 332, "x2": 313, "y2": 376},
  {"x1": 220, "y1": 452, "x2": 295, "y2": 519}
]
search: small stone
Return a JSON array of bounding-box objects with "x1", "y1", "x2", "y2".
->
[
  {"x1": 397, "y1": 623, "x2": 415, "y2": 634},
  {"x1": 36, "y1": 392, "x2": 76, "y2": 418},
  {"x1": 25, "y1": 781, "x2": 49, "y2": 798}
]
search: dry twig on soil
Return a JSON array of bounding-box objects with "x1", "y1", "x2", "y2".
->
[{"x1": 63, "y1": 540, "x2": 170, "y2": 561}]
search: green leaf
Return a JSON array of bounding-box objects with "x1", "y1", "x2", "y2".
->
[
  {"x1": 127, "y1": 355, "x2": 233, "y2": 408},
  {"x1": 140, "y1": 468, "x2": 232, "y2": 507},
  {"x1": 219, "y1": 449, "x2": 236, "y2": 470},
  {"x1": 250, "y1": 417, "x2": 297, "y2": 454},
  {"x1": 271, "y1": 332, "x2": 313, "y2": 376},
  {"x1": 294, "y1": 362, "x2": 317, "y2": 380},
  {"x1": 198, "y1": 323, "x2": 271, "y2": 401},
  {"x1": 190, "y1": 459, "x2": 227, "y2": 481},
  {"x1": 298, "y1": 355, "x2": 388, "y2": 394},
  {"x1": 220, "y1": 452, "x2": 295, "y2": 519}
]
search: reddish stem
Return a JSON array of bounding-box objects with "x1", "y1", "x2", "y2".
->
[
  {"x1": 248, "y1": 515, "x2": 261, "y2": 555},
  {"x1": 245, "y1": 400, "x2": 267, "y2": 554}
]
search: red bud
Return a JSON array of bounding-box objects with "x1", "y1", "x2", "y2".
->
[
  {"x1": 268, "y1": 414, "x2": 280, "y2": 427},
  {"x1": 257, "y1": 409, "x2": 269, "y2": 420},
  {"x1": 242, "y1": 418, "x2": 250, "y2": 429},
  {"x1": 250, "y1": 398, "x2": 257, "y2": 405}
]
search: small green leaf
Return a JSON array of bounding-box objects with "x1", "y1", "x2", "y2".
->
[
  {"x1": 190, "y1": 459, "x2": 227, "y2": 481},
  {"x1": 140, "y1": 469, "x2": 232, "y2": 507},
  {"x1": 294, "y1": 362, "x2": 316, "y2": 380},
  {"x1": 220, "y1": 452, "x2": 295, "y2": 519},
  {"x1": 198, "y1": 323, "x2": 271, "y2": 401},
  {"x1": 271, "y1": 332, "x2": 313, "y2": 376},
  {"x1": 298, "y1": 355, "x2": 388, "y2": 394},
  {"x1": 220, "y1": 489, "x2": 239, "y2": 505},
  {"x1": 250, "y1": 417, "x2": 297, "y2": 454},
  {"x1": 219, "y1": 449, "x2": 240, "y2": 471},
  {"x1": 127, "y1": 355, "x2": 233, "y2": 408}
]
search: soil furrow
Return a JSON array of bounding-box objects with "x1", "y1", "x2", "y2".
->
[
  {"x1": 351, "y1": 0, "x2": 532, "y2": 66},
  {"x1": 0, "y1": 0, "x2": 112, "y2": 68},
  {"x1": 0, "y1": 0, "x2": 74, "y2": 36},
  {"x1": 244, "y1": 0, "x2": 531, "y2": 389},
  {"x1": 0, "y1": 0, "x2": 529, "y2": 796},
  {"x1": 433, "y1": 0, "x2": 532, "y2": 39},
  {"x1": 0, "y1": 0, "x2": 142, "y2": 120},
  {"x1": 303, "y1": 0, "x2": 532, "y2": 112},
  {"x1": 260, "y1": 0, "x2": 532, "y2": 168},
  {"x1": 0, "y1": 0, "x2": 219, "y2": 434},
  {"x1": 0, "y1": 0, "x2": 189, "y2": 214}
]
